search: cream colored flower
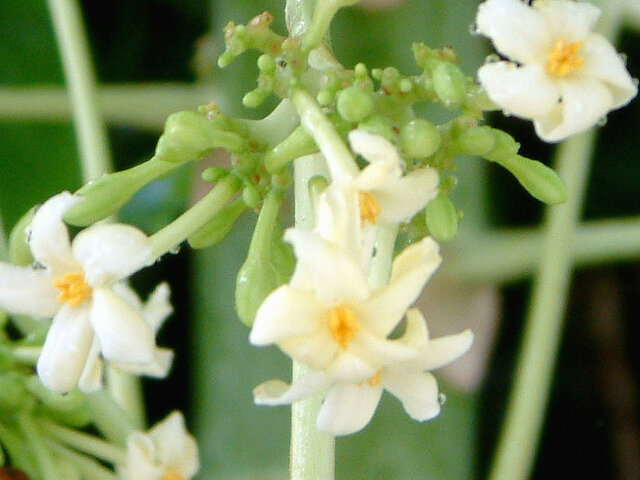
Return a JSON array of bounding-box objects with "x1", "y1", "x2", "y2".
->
[
  {"x1": 124, "y1": 411, "x2": 199, "y2": 480},
  {"x1": 476, "y1": 0, "x2": 637, "y2": 142},
  {"x1": 0, "y1": 192, "x2": 163, "y2": 393}
]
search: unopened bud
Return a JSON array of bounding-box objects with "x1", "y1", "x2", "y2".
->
[
  {"x1": 399, "y1": 119, "x2": 441, "y2": 158},
  {"x1": 456, "y1": 125, "x2": 495, "y2": 156},
  {"x1": 425, "y1": 193, "x2": 459, "y2": 242},
  {"x1": 336, "y1": 86, "x2": 373, "y2": 123},
  {"x1": 432, "y1": 62, "x2": 467, "y2": 106}
]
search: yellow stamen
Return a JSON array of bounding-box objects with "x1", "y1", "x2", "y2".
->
[
  {"x1": 51, "y1": 272, "x2": 92, "y2": 306},
  {"x1": 367, "y1": 371, "x2": 381, "y2": 387},
  {"x1": 358, "y1": 191, "x2": 381, "y2": 225},
  {"x1": 546, "y1": 38, "x2": 584, "y2": 76},
  {"x1": 161, "y1": 470, "x2": 186, "y2": 480},
  {"x1": 327, "y1": 305, "x2": 361, "y2": 349}
]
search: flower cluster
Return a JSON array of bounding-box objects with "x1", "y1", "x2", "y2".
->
[{"x1": 249, "y1": 130, "x2": 473, "y2": 435}]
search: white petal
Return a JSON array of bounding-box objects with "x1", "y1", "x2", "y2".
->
[
  {"x1": 353, "y1": 331, "x2": 422, "y2": 368},
  {"x1": 113, "y1": 348, "x2": 174, "y2": 378},
  {"x1": 29, "y1": 192, "x2": 81, "y2": 275},
  {"x1": 359, "y1": 237, "x2": 441, "y2": 336},
  {"x1": 72, "y1": 223, "x2": 154, "y2": 286},
  {"x1": 316, "y1": 382, "x2": 382, "y2": 436},
  {"x1": 349, "y1": 130, "x2": 401, "y2": 167},
  {"x1": 253, "y1": 372, "x2": 331, "y2": 405},
  {"x1": 0, "y1": 263, "x2": 59, "y2": 317},
  {"x1": 77, "y1": 339, "x2": 103, "y2": 393},
  {"x1": 89, "y1": 287, "x2": 156, "y2": 364},
  {"x1": 327, "y1": 350, "x2": 378, "y2": 382},
  {"x1": 535, "y1": 0, "x2": 601, "y2": 42},
  {"x1": 581, "y1": 33, "x2": 638, "y2": 108},
  {"x1": 250, "y1": 285, "x2": 325, "y2": 345},
  {"x1": 476, "y1": 0, "x2": 551, "y2": 63},
  {"x1": 534, "y1": 77, "x2": 614, "y2": 142},
  {"x1": 148, "y1": 411, "x2": 199, "y2": 478},
  {"x1": 125, "y1": 433, "x2": 164, "y2": 480},
  {"x1": 374, "y1": 167, "x2": 439, "y2": 224},
  {"x1": 382, "y1": 370, "x2": 440, "y2": 421},
  {"x1": 396, "y1": 308, "x2": 430, "y2": 350},
  {"x1": 419, "y1": 329, "x2": 474, "y2": 371},
  {"x1": 286, "y1": 229, "x2": 369, "y2": 305},
  {"x1": 37, "y1": 303, "x2": 93, "y2": 393},
  {"x1": 278, "y1": 328, "x2": 338, "y2": 372},
  {"x1": 478, "y1": 62, "x2": 560, "y2": 118},
  {"x1": 140, "y1": 282, "x2": 173, "y2": 332}
]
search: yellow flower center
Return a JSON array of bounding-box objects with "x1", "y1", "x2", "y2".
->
[
  {"x1": 51, "y1": 272, "x2": 92, "y2": 306},
  {"x1": 546, "y1": 38, "x2": 584, "y2": 76},
  {"x1": 327, "y1": 305, "x2": 361, "y2": 349},
  {"x1": 161, "y1": 470, "x2": 186, "y2": 480},
  {"x1": 358, "y1": 191, "x2": 381, "y2": 225},
  {"x1": 367, "y1": 371, "x2": 381, "y2": 387}
]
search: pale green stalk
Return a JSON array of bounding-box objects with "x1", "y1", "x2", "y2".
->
[
  {"x1": 86, "y1": 390, "x2": 137, "y2": 446},
  {"x1": 291, "y1": 154, "x2": 334, "y2": 480},
  {"x1": 17, "y1": 412, "x2": 61, "y2": 480},
  {"x1": 46, "y1": 440, "x2": 119, "y2": 480},
  {"x1": 368, "y1": 225, "x2": 399, "y2": 289},
  {"x1": 488, "y1": 131, "x2": 595, "y2": 480}
]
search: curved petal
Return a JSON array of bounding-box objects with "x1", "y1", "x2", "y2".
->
[
  {"x1": 37, "y1": 303, "x2": 93, "y2": 393},
  {"x1": 476, "y1": 0, "x2": 551, "y2": 63},
  {"x1": 72, "y1": 223, "x2": 154, "y2": 286},
  {"x1": 253, "y1": 372, "x2": 331, "y2": 405},
  {"x1": 148, "y1": 411, "x2": 199, "y2": 478},
  {"x1": 536, "y1": 0, "x2": 600, "y2": 42},
  {"x1": 348, "y1": 129, "x2": 401, "y2": 167},
  {"x1": 382, "y1": 370, "x2": 440, "y2": 421},
  {"x1": 278, "y1": 329, "x2": 338, "y2": 371},
  {"x1": 286, "y1": 229, "x2": 370, "y2": 304},
  {"x1": 534, "y1": 77, "x2": 614, "y2": 142},
  {"x1": 396, "y1": 308, "x2": 429, "y2": 350},
  {"x1": 113, "y1": 348, "x2": 174, "y2": 378},
  {"x1": 125, "y1": 433, "x2": 164, "y2": 480},
  {"x1": 29, "y1": 192, "x2": 80, "y2": 275},
  {"x1": 478, "y1": 62, "x2": 560, "y2": 118},
  {"x1": 140, "y1": 282, "x2": 173, "y2": 332},
  {"x1": 354, "y1": 330, "x2": 422, "y2": 367},
  {"x1": 89, "y1": 287, "x2": 156, "y2": 364},
  {"x1": 351, "y1": 160, "x2": 400, "y2": 192},
  {"x1": 250, "y1": 285, "x2": 326, "y2": 345},
  {"x1": 316, "y1": 382, "x2": 382, "y2": 436},
  {"x1": 327, "y1": 350, "x2": 378, "y2": 382},
  {"x1": 375, "y1": 167, "x2": 439, "y2": 224},
  {"x1": 359, "y1": 237, "x2": 441, "y2": 336},
  {"x1": 77, "y1": 339, "x2": 103, "y2": 393},
  {"x1": 0, "y1": 263, "x2": 59, "y2": 317},
  {"x1": 419, "y1": 329, "x2": 474, "y2": 371},
  {"x1": 581, "y1": 33, "x2": 637, "y2": 108}
]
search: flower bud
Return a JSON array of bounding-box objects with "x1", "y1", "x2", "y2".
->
[
  {"x1": 456, "y1": 125, "x2": 495, "y2": 156},
  {"x1": 400, "y1": 119, "x2": 441, "y2": 158},
  {"x1": 425, "y1": 193, "x2": 459, "y2": 242},
  {"x1": 336, "y1": 86, "x2": 373, "y2": 123},
  {"x1": 484, "y1": 129, "x2": 519, "y2": 163},
  {"x1": 497, "y1": 155, "x2": 567, "y2": 205},
  {"x1": 357, "y1": 115, "x2": 395, "y2": 141},
  {"x1": 432, "y1": 62, "x2": 467, "y2": 106},
  {"x1": 188, "y1": 199, "x2": 246, "y2": 249}
]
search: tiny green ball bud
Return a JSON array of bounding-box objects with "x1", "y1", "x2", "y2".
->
[
  {"x1": 336, "y1": 86, "x2": 373, "y2": 123},
  {"x1": 400, "y1": 119, "x2": 441, "y2": 158},
  {"x1": 354, "y1": 63, "x2": 368, "y2": 77},
  {"x1": 243, "y1": 89, "x2": 266, "y2": 108},
  {"x1": 358, "y1": 115, "x2": 395, "y2": 141},
  {"x1": 202, "y1": 166, "x2": 228, "y2": 183},
  {"x1": 457, "y1": 126, "x2": 495, "y2": 155},
  {"x1": 399, "y1": 78, "x2": 413, "y2": 92},
  {"x1": 257, "y1": 54, "x2": 276, "y2": 73},
  {"x1": 317, "y1": 90, "x2": 333, "y2": 106},
  {"x1": 425, "y1": 193, "x2": 459, "y2": 242},
  {"x1": 242, "y1": 184, "x2": 261, "y2": 208},
  {"x1": 432, "y1": 62, "x2": 467, "y2": 106}
]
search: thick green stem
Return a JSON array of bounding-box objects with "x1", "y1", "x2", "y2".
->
[
  {"x1": 86, "y1": 390, "x2": 137, "y2": 446},
  {"x1": 150, "y1": 175, "x2": 241, "y2": 258},
  {"x1": 17, "y1": 412, "x2": 61, "y2": 480},
  {"x1": 291, "y1": 155, "x2": 334, "y2": 480},
  {"x1": 46, "y1": 0, "x2": 112, "y2": 182},
  {"x1": 46, "y1": 440, "x2": 118, "y2": 480},
  {"x1": 488, "y1": 131, "x2": 595, "y2": 480}
]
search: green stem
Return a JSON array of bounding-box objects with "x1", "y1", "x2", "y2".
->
[
  {"x1": 17, "y1": 412, "x2": 61, "y2": 480},
  {"x1": 301, "y1": 0, "x2": 357, "y2": 51},
  {"x1": 291, "y1": 88, "x2": 358, "y2": 181},
  {"x1": 291, "y1": 155, "x2": 334, "y2": 480},
  {"x1": 86, "y1": 390, "x2": 137, "y2": 446},
  {"x1": 46, "y1": 0, "x2": 112, "y2": 182},
  {"x1": 46, "y1": 440, "x2": 118, "y2": 480},
  {"x1": 488, "y1": 131, "x2": 595, "y2": 480},
  {"x1": 41, "y1": 420, "x2": 126, "y2": 465},
  {"x1": 150, "y1": 175, "x2": 241, "y2": 258},
  {"x1": 368, "y1": 225, "x2": 399, "y2": 289}
]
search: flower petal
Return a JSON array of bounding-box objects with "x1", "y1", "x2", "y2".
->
[
  {"x1": 374, "y1": 167, "x2": 439, "y2": 224},
  {"x1": 72, "y1": 223, "x2": 154, "y2": 286},
  {"x1": 535, "y1": 0, "x2": 601, "y2": 42},
  {"x1": 419, "y1": 329, "x2": 474, "y2": 371},
  {"x1": 148, "y1": 411, "x2": 199, "y2": 478},
  {"x1": 359, "y1": 237, "x2": 441, "y2": 336},
  {"x1": 478, "y1": 62, "x2": 560, "y2": 118},
  {"x1": 534, "y1": 77, "x2": 614, "y2": 142},
  {"x1": 113, "y1": 348, "x2": 174, "y2": 378},
  {"x1": 581, "y1": 33, "x2": 638, "y2": 109},
  {"x1": 349, "y1": 129, "x2": 401, "y2": 167},
  {"x1": 37, "y1": 303, "x2": 93, "y2": 393},
  {"x1": 89, "y1": 287, "x2": 156, "y2": 364},
  {"x1": 316, "y1": 382, "x2": 382, "y2": 436},
  {"x1": 250, "y1": 285, "x2": 326, "y2": 345},
  {"x1": 383, "y1": 370, "x2": 440, "y2": 421},
  {"x1": 77, "y1": 339, "x2": 103, "y2": 393},
  {"x1": 125, "y1": 433, "x2": 164, "y2": 480},
  {"x1": 278, "y1": 328, "x2": 338, "y2": 372},
  {"x1": 29, "y1": 192, "x2": 81, "y2": 275},
  {"x1": 327, "y1": 350, "x2": 378, "y2": 382},
  {"x1": 253, "y1": 372, "x2": 331, "y2": 405},
  {"x1": 0, "y1": 263, "x2": 59, "y2": 317},
  {"x1": 476, "y1": 0, "x2": 551, "y2": 63}
]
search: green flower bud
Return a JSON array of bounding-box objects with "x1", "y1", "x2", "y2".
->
[
  {"x1": 316, "y1": 90, "x2": 333, "y2": 106},
  {"x1": 456, "y1": 125, "x2": 495, "y2": 156},
  {"x1": 188, "y1": 199, "x2": 246, "y2": 249},
  {"x1": 496, "y1": 155, "x2": 568, "y2": 205},
  {"x1": 242, "y1": 184, "x2": 261, "y2": 209},
  {"x1": 9, "y1": 209, "x2": 34, "y2": 266},
  {"x1": 257, "y1": 54, "x2": 276, "y2": 73},
  {"x1": 400, "y1": 119, "x2": 441, "y2": 158},
  {"x1": 357, "y1": 115, "x2": 395, "y2": 141},
  {"x1": 432, "y1": 62, "x2": 467, "y2": 106},
  {"x1": 243, "y1": 89, "x2": 269, "y2": 108},
  {"x1": 425, "y1": 193, "x2": 459, "y2": 242},
  {"x1": 336, "y1": 86, "x2": 373, "y2": 123},
  {"x1": 201, "y1": 166, "x2": 228, "y2": 183},
  {"x1": 485, "y1": 129, "x2": 520, "y2": 163},
  {"x1": 264, "y1": 125, "x2": 318, "y2": 173}
]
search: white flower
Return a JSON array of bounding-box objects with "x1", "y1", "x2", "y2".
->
[
  {"x1": 124, "y1": 411, "x2": 199, "y2": 480},
  {"x1": 253, "y1": 309, "x2": 474, "y2": 435},
  {"x1": 0, "y1": 192, "x2": 162, "y2": 393},
  {"x1": 476, "y1": 0, "x2": 637, "y2": 142},
  {"x1": 250, "y1": 232, "x2": 442, "y2": 383}
]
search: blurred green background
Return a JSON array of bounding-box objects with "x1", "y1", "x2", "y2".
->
[{"x1": 1, "y1": 0, "x2": 640, "y2": 478}]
